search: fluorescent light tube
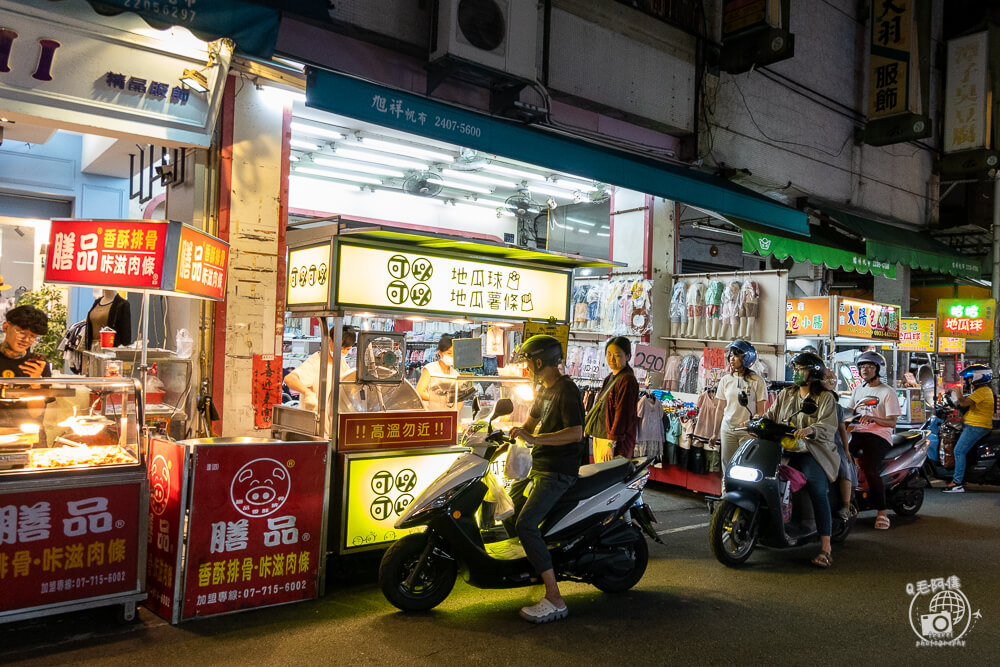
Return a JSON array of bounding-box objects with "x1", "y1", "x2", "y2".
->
[
  {"x1": 333, "y1": 147, "x2": 428, "y2": 171},
  {"x1": 290, "y1": 121, "x2": 345, "y2": 140},
  {"x1": 437, "y1": 180, "x2": 493, "y2": 194},
  {"x1": 293, "y1": 166, "x2": 381, "y2": 185},
  {"x1": 357, "y1": 137, "x2": 454, "y2": 162},
  {"x1": 596, "y1": 232, "x2": 610, "y2": 237},
  {"x1": 314, "y1": 157, "x2": 404, "y2": 178},
  {"x1": 555, "y1": 177, "x2": 598, "y2": 192},
  {"x1": 290, "y1": 138, "x2": 320, "y2": 151},
  {"x1": 529, "y1": 183, "x2": 576, "y2": 198},
  {"x1": 441, "y1": 169, "x2": 516, "y2": 188},
  {"x1": 481, "y1": 162, "x2": 539, "y2": 181},
  {"x1": 567, "y1": 217, "x2": 596, "y2": 226}
]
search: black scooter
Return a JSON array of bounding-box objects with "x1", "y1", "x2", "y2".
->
[
  {"x1": 709, "y1": 397, "x2": 851, "y2": 567},
  {"x1": 924, "y1": 396, "x2": 1000, "y2": 487}
]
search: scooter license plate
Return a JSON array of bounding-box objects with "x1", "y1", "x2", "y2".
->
[{"x1": 635, "y1": 503, "x2": 657, "y2": 524}]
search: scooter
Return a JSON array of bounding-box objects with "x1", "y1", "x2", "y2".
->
[
  {"x1": 845, "y1": 396, "x2": 930, "y2": 517},
  {"x1": 709, "y1": 396, "x2": 851, "y2": 567},
  {"x1": 378, "y1": 398, "x2": 661, "y2": 611},
  {"x1": 923, "y1": 396, "x2": 1000, "y2": 487}
]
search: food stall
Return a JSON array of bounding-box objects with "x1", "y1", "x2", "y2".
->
[
  {"x1": 271, "y1": 220, "x2": 606, "y2": 556},
  {"x1": 0, "y1": 219, "x2": 229, "y2": 625}
]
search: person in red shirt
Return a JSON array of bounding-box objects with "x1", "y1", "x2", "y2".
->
[{"x1": 593, "y1": 336, "x2": 640, "y2": 462}]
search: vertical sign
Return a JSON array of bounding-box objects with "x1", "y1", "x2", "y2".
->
[
  {"x1": 182, "y1": 442, "x2": 328, "y2": 619},
  {"x1": 145, "y1": 439, "x2": 187, "y2": 622},
  {"x1": 944, "y1": 32, "x2": 990, "y2": 153},
  {"x1": 0, "y1": 483, "x2": 141, "y2": 612},
  {"x1": 173, "y1": 225, "x2": 229, "y2": 301},
  {"x1": 45, "y1": 220, "x2": 168, "y2": 289},
  {"x1": 869, "y1": 0, "x2": 916, "y2": 119},
  {"x1": 252, "y1": 355, "x2": 283, "y2": 429}
]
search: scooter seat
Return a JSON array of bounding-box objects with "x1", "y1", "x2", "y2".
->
[
  {"x1": 885, "y1": 431, "x2": 922, "y2": 460},
  {"x1": 563, "y1": 458, "x2": 632, "y2": 501}
]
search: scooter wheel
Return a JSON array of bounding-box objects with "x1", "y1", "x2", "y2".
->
[
  {"x1": 890, "y1": 488, "x2": 924, "y2": 516},
  {"x1": 592, "y1": 528, "x2": 649, "y2": 593},
  {"x1": 379, "y1": 533, "x2": 456, "y2": 611},
  {"x1": 709, "y1": 501, "x2": 757, "y2": 567}
]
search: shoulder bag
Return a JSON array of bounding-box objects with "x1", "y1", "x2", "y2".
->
[{"x1": 584, "y1": 373, "x2": 623, "y2": 439}]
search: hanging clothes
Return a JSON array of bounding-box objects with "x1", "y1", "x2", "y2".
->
[
  {"x1": 663, "y1": 355, "x2": 682, "y2": 391},
  {"x1": 678, "y1": 355, "x2": 699, "y2": 394},
  {"x1": 636, "y1": 395, "x2": 665, "y2": 459}
]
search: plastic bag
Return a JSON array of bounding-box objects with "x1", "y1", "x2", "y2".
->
[
  {"x1": 504, "y1": 442, "x2": 532, "y2": 481},
  {"x1": 483, "y1": 471, "x2": 514, "y2": 521},
  {"x1": 175, "y1": 329, "x2": 194, "y2": 359}
]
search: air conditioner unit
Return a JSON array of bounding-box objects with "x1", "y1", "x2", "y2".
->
[{"x1": 431, "y1": 0, "x2": 538, "y2": 82}]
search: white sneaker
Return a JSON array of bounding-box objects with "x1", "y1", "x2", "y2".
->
[{"x1": 943, "y1": 484, "x2": 965, "y2": 494}]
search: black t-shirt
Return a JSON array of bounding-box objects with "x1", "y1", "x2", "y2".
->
[
  {"x1": 0, "y1": 352, "x2": 52, "y2": 429},
  {"x1": 528, "y1": 374, "x2": 586, "y2": 475}
]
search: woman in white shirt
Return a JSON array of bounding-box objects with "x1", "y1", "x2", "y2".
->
[
  {"x1": 416, "y1": 334, "x2": 460, "y2": 410},
  {"x1": 715, "y1": 340, "x2": 768, "y2": 468}
]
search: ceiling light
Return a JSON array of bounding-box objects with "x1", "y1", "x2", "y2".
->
[
  {"x1": 290, "y1": 138, "x2": 321, "y2": 151},
  {"x1": 293, "y1": 166, "x2": 381, "y2": 185},
  {"x1": 529, "y1": 183, "x2": 575, "y2": 198},
  {"x1": 290, "y1": 121, "x2": 345, "y2": 140},
  {"x1": 555, "y1": 177, "x2": 598, "y2": 192},
  {"x1": 289, "y1": 155, "x2": 299, "y2": 162},
  {"x1": 567, "y1": 217, "x2": 596, "y2": 226},
  {"x1": 577, "y1": 229, "x2": 590, "y2": 234},
  {"x1": 288, "y1": 174, "x2": 363, "y2": 193},
  {"x1": 356, "y1": 137, "x2": 454, "y2": 162},
  {"x1": 481, "y1": 162, "x2": 539, "y2": 180},
  {"x1": 408, "y1": 316, "x2": 427, "y2": 321},
  {"x1": 314, "y1": 157, "x2": 404, "y2": 178},
  {"x1": 441, "y1": 168, "x2": 515, "y2": 188},
  {"x1": 451, "y1": 318, "x2": 472, "y2": 324},
  {"x1": 333, "y1": 147, "x2": 428, "y2": 171},
  {"x1": 438, "y1": 180, "x2": 493, "y2": 195},
  {"x1": 596, "y1": 232, "x2": 610, "y2": 237},
  {"x1": 180, "y1": 68, "x2": 209, "y2": 93},
  {"x1": 454, "y1": 197, "x2": 505, "y2": 208}
]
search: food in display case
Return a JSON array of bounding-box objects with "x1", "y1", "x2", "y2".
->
[{"x1": 27, "y1": 445, "x2": 137, "y2": 468}]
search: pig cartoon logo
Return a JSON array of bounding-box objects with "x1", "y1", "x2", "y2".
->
[
  {"x1": 149, "y1": 454, "x2": 170, "y2": 516},
  {"x1": 230, "y1": 458, "x2": 291, "y2": 518}
]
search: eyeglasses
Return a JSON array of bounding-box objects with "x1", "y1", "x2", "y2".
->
[{"x1": 8, "y1": 326, "x2": 38, "y2": 345}]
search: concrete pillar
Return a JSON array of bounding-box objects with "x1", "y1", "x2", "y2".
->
[
  {"x1": 874, "y1": 264, "x2": 911, "y2": 315},
  {"x1": 649, "y1": 197, "x2": 676, "y2": 347}
]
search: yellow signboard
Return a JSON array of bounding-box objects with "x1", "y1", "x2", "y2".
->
[
  {"x1": 343, "y1": 450, "x2": 464, "y2": 551},
  {"x1": 937, "y1": 298, "x2": 995, "y2": 340},
  {"x1": 938, "y1": 337, "x2": 966, "y2": 354},
  {"x1": 836, "y1": 298, "x2": 900, "y2": 341},
  {"x1": 786, "y1": 297, "x2": 831, "y2": 336},
  {"x1": 523, "y1": 321, "x2": 570, "y2": 356},
  {"x1": 868, "y1": 0, "x2": 915, "y2": 120},
  {"x1": 336, "y1": 242, "x2": 571, "y2": 321},
  {"x1": 898, "y1": 317, "x2": 935, "y2": 353},
  {"x1": 287, "y1": 243, "x2": 332, "y2": 306}
]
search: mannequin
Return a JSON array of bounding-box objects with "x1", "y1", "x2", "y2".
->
[
  {"x1": 738, "y1": 279, "x2": 760, "y2": 339},
  {"x1": 84, "y1": 289, "x2": 133, "y2": 352},
  {"x1": 720, "y1": 280, "x2": 741, "y2": 340},
  {"x1": 704, "y1": 279, "x2": 725, "y2": 339},
  {"x1": 685, "y1": 281, "x2": 705, "y2": 338},
  {"x1": 669, "y1": 280, "x2": 687, "y2": 338}
]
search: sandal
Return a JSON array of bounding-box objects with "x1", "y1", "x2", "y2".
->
[
  {"x1": 519, "y1": 598, "x2": 569, "y2": 624},
  {"x1": 811, "y1": 551, "x2": 832, "y2": 568},
  {"x1": 874, "y1": 515, "x2": 891, "y2": 530}
]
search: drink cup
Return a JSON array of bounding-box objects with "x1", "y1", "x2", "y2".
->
[{"x1": 99, "y1": 327, "x2": 116, "y2": 348}]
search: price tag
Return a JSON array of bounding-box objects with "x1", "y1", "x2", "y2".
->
[{"x1": 632, "y1": 344, "x2": 666, "y2": 374}]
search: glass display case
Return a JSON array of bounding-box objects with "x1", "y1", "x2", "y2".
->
[{"x1": 0, "y1": 377, "x2": 144, "y2": 474}]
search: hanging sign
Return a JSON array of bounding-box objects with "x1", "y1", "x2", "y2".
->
[
  {"x1": 523, "y1": 321, "x2": 570, "y2": 357},
  {"x1": 836, "y1": 298, "x2": 900, "y2": 340},
  {"x1": 173, "y1": 225, "x2": 229, "y2": 300},
  {"x1": 938, "y1": 337, "x2": 966, "y2": 354},
  {"x1": 937, "y1": 298, "x2": 995, "y2": 340},
  {"x1": 944, "y1": 32, "x2": 989, "y2": 153},
  {"x1": 868, "y1": 0, "x2": 917, "y2": 120},
  {"x1": 287, "y1": 243, "x2": 333, "y2": 308},
  {"x1": 786, "y1": 297, "x2": 830, "y2": 336},
  {"x1": 337, "y1": 411, "x2": 457, "y2": 450},
  {"x1": 633, "y1": 344, "x2": 667, "y2": 374},
  {"x1": 898, "y1": 317, "x2": 936, "y2": 353},
  {"x1": 336, "y1": 242, "x2": 571, "y2": 322}
]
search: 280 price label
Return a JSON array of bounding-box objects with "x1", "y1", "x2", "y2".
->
[{"x1": 632, "y1": 344, "x2": 666, "y2": 373}]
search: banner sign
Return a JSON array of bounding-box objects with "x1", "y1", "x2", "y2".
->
[
  {"x1": 337, "y1": 411, "x2": 457, "y2": 450},
  {"x1": 145, "y1": 439, "x2": 187, "y2": 623},
  {"x1": 944, "y1": 32, "x2": 989, "y2": 153},
  {"x1": 836, "y1": 298, "x2": 900, "y2": 340},
  {"x1": 786, "y1": 297, "x2": 831, "y2": 336},
  {"x1": 342, "y1": 450, "x2": 464, "y2": 551},
  {"x1": 0, "y1": 482, "x2": 141, "y2": 613},
  {"x1": 937, "y1": 298, "x2": 996, "y2": 340},
  {"x1": 45, "y1": 220, "x2": 228, "y2": 300},
  {"x1": 938, "y1": 337, "x2": 966, "y2": 354},
  {"x1": 252, "y1": 355, "x2": 283, "y2": 430},
  {"x1": 898, "y1": 317, "x2": 936, "y2": 353},
  {"x1": 182, "y1": 442, "x2": 328, "y2": 620},
  {"x1": 336, "y1": 242, "x2": 571, "y2": 322}
]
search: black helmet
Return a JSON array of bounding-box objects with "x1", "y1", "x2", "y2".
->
[
  {"x1": 791, "y1": 352, "x2": 826, "y2": 382},
  {"x1": 856, "y1": 350, "x2": 886, "y2": 376},
  {"x1": 726, "y1": 340, "x2": 757, "y2": 367},
  {"x1": 511, "y1": 335, "x2": 563, "y2": 368}
]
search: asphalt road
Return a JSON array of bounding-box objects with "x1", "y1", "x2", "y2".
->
[{"x1": 3, "y1": 480, "x2": 997, "y2": 666}]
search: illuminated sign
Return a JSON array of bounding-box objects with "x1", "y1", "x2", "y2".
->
[
  {"x1": 937, "y1": 298, "x2": 995, "y2": 340},
  {"x1": 336, "y1": 242, "x2": 571, "y2": 321},
  {"x1": 786, "y1": 297, "x2": 830, "y2": 336},
  {"x1": 342, "y1": 450, "x2": 464, "y2": 551},
  {"x1": 938, "y1": 337, "x2": 966, "y2": 354},
  {"x1": 523, "y1": 321, "x2": 570, "y2": 356},
  {"x1": 173, "y1": 225, "x2": 229, "y2": 301},
  {"x1": 337, "y1": 411, "x2": 457, "y2": 450},
  {"x1": 836, "y1": 298, "x2": 900, "y2": 340},
  {"x1": 287, "y1": 243, "x2": 332, "y2": 307},
  {"x1": 898, "y1": 318, "x2": 936, "y2": 353}
]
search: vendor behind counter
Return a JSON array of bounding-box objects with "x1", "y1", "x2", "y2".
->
[
  {"x1": 285, "y1": 325, "x2": 356, "y2": 411},
  {"x1": 415, "y1": 334, "x2": 461, "y2": 410},
  {"x1": 0, "y1": 305, "x2": 52, "y2": 446}
]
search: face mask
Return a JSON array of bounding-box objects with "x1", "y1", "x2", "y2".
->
[
  {"x1": 441, "y1": 354, "x2": 453, "y2": 366},
  {"x1": 792, "y1": 370, "x2": 808, "y2": 386}
]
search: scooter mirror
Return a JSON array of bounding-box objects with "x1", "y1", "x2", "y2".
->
[
  {"x1": 800, "y1": 397, "x2": 818, "y2": 416},
  {"x1": 489, "y1": 398, "x2": 514, "y2": 424},
  {"x1": 737, "y1": 391, "x2": 749, "y2": 408},
  {"x1": 855, "y1": 396, "x2": 879, "y2": 409},
  {"x1": 471, "y1": 395, "x2": 482, "y2": 419}
]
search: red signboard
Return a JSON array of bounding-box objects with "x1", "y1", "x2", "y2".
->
[
  {"x1": 337, "y1": 411, "x2": 457, "y2": 450},
  {"x1": 252, "y1": 355, "x2": 283, "y2": 430},
  {"x1": 182, "y1": 442, "x2": 327, "y2": 619},
  {"x1": 0, "y1": 482, "x2": 141, "y2": 612},
  {"x1": 45, "y1": 220, "x2": 168, "y2": 289},
  {"x1": 145, "y1": 439, "x2": 187, "y2": 622},
  {"x1": 173, "y1": 225, "x2": 229, "y2": 300}
]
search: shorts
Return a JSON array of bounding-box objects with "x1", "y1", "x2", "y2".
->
[
  {"x1": 587, "y1": 300, "x2": 599, "y2": 320},
  {"x1": 687, "y1": 304, "x2": 705, "y2": 318},
  {"x1": 740, "y1": 299, "x2": 759, "y2": 318},
  {"x1": 706, "y1": 304, "x2": 721, "y2": 319},
  {"x1": 574, "y1": 302, "x2": 587, "y2": 322},
  {"x1": 837, "y1": 440, "x2": 858, "y2": 486}
]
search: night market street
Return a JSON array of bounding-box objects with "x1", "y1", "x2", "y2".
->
[{"x1": 3, "y1": 481, "x2": 997, "y2": 666}]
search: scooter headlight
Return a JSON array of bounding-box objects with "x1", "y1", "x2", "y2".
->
[{"x1": 728, "y1": 465, "x2": 763, "y2": 482}]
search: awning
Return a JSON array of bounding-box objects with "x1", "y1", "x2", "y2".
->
[
  {"x1": 83, "y1": 0, "x2": 280, "y2": 57},
  {"x1": 305, "y1": 68, "x2": 810, "y2": 236},
  {"x1": 821, "y1": 208, "x2": 981, "y2": 279},
  {"x1": 740, "y1": 223, "x2": 897, "y2": 278}
]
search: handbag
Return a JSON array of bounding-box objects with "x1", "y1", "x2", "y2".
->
[{"x1": 584, "y1": 373, "x2": 623, "y2": 439}]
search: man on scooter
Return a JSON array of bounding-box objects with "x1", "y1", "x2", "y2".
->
[
  {"x1": 848, "y1": 351, "x2": 901, "y2": 529},
  {"x1": 944, "y1": 364, "x2": 995, "y2": 493},
  {"x1": 508, "y1": 334, "x2": 587, "y2": 623}
]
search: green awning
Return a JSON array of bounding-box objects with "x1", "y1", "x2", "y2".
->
[
  {"x1": 741, "y1": 225, "x2": 897, "y2": 278},
  {"x1": 823, "y1": 209, "x2": 980, "y2": 279}
]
